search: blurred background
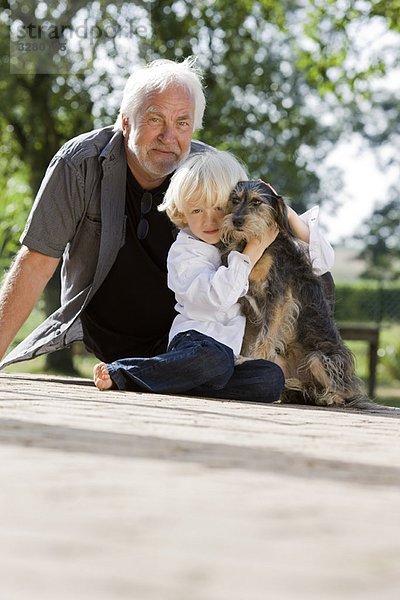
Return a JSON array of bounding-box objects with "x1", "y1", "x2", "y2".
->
[{"x1": 1, "y1": 0, "x2": 399, "y2": 405}]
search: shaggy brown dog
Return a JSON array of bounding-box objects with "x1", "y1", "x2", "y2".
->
[{"x1": 220, "y1": 180, "x2": 370, "y2": 408}]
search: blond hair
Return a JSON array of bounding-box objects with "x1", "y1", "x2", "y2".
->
[
  {"x1": 159, "y1": 150, "x2": 248, "y2": 228},
  {"x1": 114, "y1": 56, "x2": 205, "y2": 132}
]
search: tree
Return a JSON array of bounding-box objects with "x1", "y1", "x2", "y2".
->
[
  {"x1": 347, "y1": 1, "x2": 400, "y2": 278},
  {"x1": 1, "y1": 1, "x2": 95, "y2": 372},
  {"x1": 0, "y1": 121, "x2": 31, "y2": 268},
  {"x1": 355, "y1": 190, "x2": 400, "y2": 280}
]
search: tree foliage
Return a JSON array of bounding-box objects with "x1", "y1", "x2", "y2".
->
[
  {"x1": 1, "y1": 0, "x2": 97, "y2": 371},
  {"x1": 347, "y1": 0, "x2": 400, "y2": 278},
  {"x1": 355, "y1": 190, "x2": 400, "y2": 280}
]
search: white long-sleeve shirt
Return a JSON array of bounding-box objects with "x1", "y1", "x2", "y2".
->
[
  {"x1": 300, "y1": 206, "x2": 335, "y2": 276},
  {"x1": 167, "y1": 230, "x2": 250, "y2": 356},
  {"x1": 167, "y1": 208, "x2": 335, "y2": 357}
]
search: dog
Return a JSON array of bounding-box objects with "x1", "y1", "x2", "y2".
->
[{"x1": 220, "y1": 180, "x2": 370, "y2": 408}]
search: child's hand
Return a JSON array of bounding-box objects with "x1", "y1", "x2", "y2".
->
[{"x1": 242, "y1": 224, "x2": 279, "y2": 267}]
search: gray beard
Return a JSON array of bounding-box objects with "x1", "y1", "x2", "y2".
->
[{"x1": 128, "y1": 141, "x2": 190, "y2": 179}]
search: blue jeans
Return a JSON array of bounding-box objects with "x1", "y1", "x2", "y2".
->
[{"x1": 106, "y1": 330, "x2": 284, "y2": 404}]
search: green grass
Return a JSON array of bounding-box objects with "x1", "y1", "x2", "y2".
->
[
  {"x1": 3, "y1": 303, "x2": 97, "y2": 378},
  {"x1": 4, "y1": 349, "x2": 97, "y2": 379},
  {"x1": 340, "y1": 323, "x2": 400, "y2": 407},
  {"x1": 374, "y1": 392, "x2": 400, "y2": 408}
]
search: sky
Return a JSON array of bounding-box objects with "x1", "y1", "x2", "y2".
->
[
  {"x1": 319, "y1": 18, "x2": 399, "y2": 246},
  {"x1": 320, "y1": 139, "x2": 398, "y2": 245}
]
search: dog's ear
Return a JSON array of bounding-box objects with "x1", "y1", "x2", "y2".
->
[
  {"x1": 258, "y1": 180, "x2": 297, "y2": 237},
  {"x1": 257, "y1": 180, "x2": 279, "y2": 198},
  {"x1": 233, "y1": 181, "x2": 244, "y2": 194},
  {"x1": 273, "y1": 196, "x2": 290, "y2": 233}
]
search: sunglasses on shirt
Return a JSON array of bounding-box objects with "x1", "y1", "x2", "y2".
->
[{"x1": 137, "y1": 191, "x2": 153, "y2": 240}]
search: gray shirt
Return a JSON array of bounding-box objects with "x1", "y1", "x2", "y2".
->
[{"x1": 0, "y1": 126, "x2": 208, "y2": 369}]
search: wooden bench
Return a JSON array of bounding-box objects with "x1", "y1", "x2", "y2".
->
[{"x1": 338, "y1": 323, "x2": 380, "y2": 397}]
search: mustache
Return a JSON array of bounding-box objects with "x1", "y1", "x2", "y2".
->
[{"x1": 150, "y1": 145, "x2": 180, "y2": 154}]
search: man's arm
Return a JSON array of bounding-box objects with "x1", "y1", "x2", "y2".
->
[
  {"x1": 0, "y1": 247, "x2": 60, "y2": 361},
  {"x1": 287, "y1": 206, "x2": 310, "y2": 243}
]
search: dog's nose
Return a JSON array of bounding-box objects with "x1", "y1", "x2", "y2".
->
[{"x1": 233, "y1": 216, "x2": 244, "y2": 228}]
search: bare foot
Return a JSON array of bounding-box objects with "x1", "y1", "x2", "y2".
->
[{"x1": 93, "y1": 362, "x2": 114, "y2": 391}]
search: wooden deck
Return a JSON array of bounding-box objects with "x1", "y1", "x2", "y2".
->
[{"x1": 1, "y1": 372, "x2": 400, "y2": 600}]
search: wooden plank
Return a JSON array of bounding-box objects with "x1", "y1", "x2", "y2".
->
[{"x1": 0, "y1": 373, "x2": 400, "y2": 600}]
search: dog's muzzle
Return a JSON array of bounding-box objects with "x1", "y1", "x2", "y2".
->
[
  {"x1": 232, "y1": 215, "x2": 245, "y2": 228},
  {"x1": 230, "y1": 201, "x2": 248, "y2": 229}
]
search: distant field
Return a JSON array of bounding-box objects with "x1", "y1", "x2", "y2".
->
[{"x1": 332, "y1": 244, "x2": 366, "y2": 283}]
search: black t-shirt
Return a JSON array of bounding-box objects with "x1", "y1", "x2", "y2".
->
[{"x1": 81, "y1": 168, "x2": 178, "y2": 362}]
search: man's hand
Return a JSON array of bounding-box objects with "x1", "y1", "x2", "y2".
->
[
  {"x1": 286, "y1": 206, "x2": 310, "y2": 243},
  {"x1": 258, "y1": 179, "x2": 311, "y2": 244}
]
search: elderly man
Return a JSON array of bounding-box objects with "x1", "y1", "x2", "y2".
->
[{"x1": 0, "y1": 57, "x2": 334, "y2": 371}]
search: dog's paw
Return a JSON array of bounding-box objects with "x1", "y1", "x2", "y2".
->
[{"x1": 234, "y1": 355, "x2": 252, "y2": 365}]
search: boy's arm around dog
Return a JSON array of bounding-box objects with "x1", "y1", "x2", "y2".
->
[{"x1": 167, "y1": 230, "x2": 252, "y2": 312}]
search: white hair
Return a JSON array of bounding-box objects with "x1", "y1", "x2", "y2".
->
[
  {"x1": 114, "y1": 56, "x2": 205, "y2": 132},
  {"x1": 158, "y1": 150, "x2": 248, "y2": 228}
]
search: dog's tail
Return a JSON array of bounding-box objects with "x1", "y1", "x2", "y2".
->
[
  {"x1": 302, "y1": 350, "x2": 353, "y2": 390},
  {"x1": 302, "y1": 350, "x2": 378, "y2": 409},
  {"x1": 344, "y1": 394, "x2": 378, "y2": 410},
  {"x1": 345, "y1": 395, "x2": 399, "y2": 413}
]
